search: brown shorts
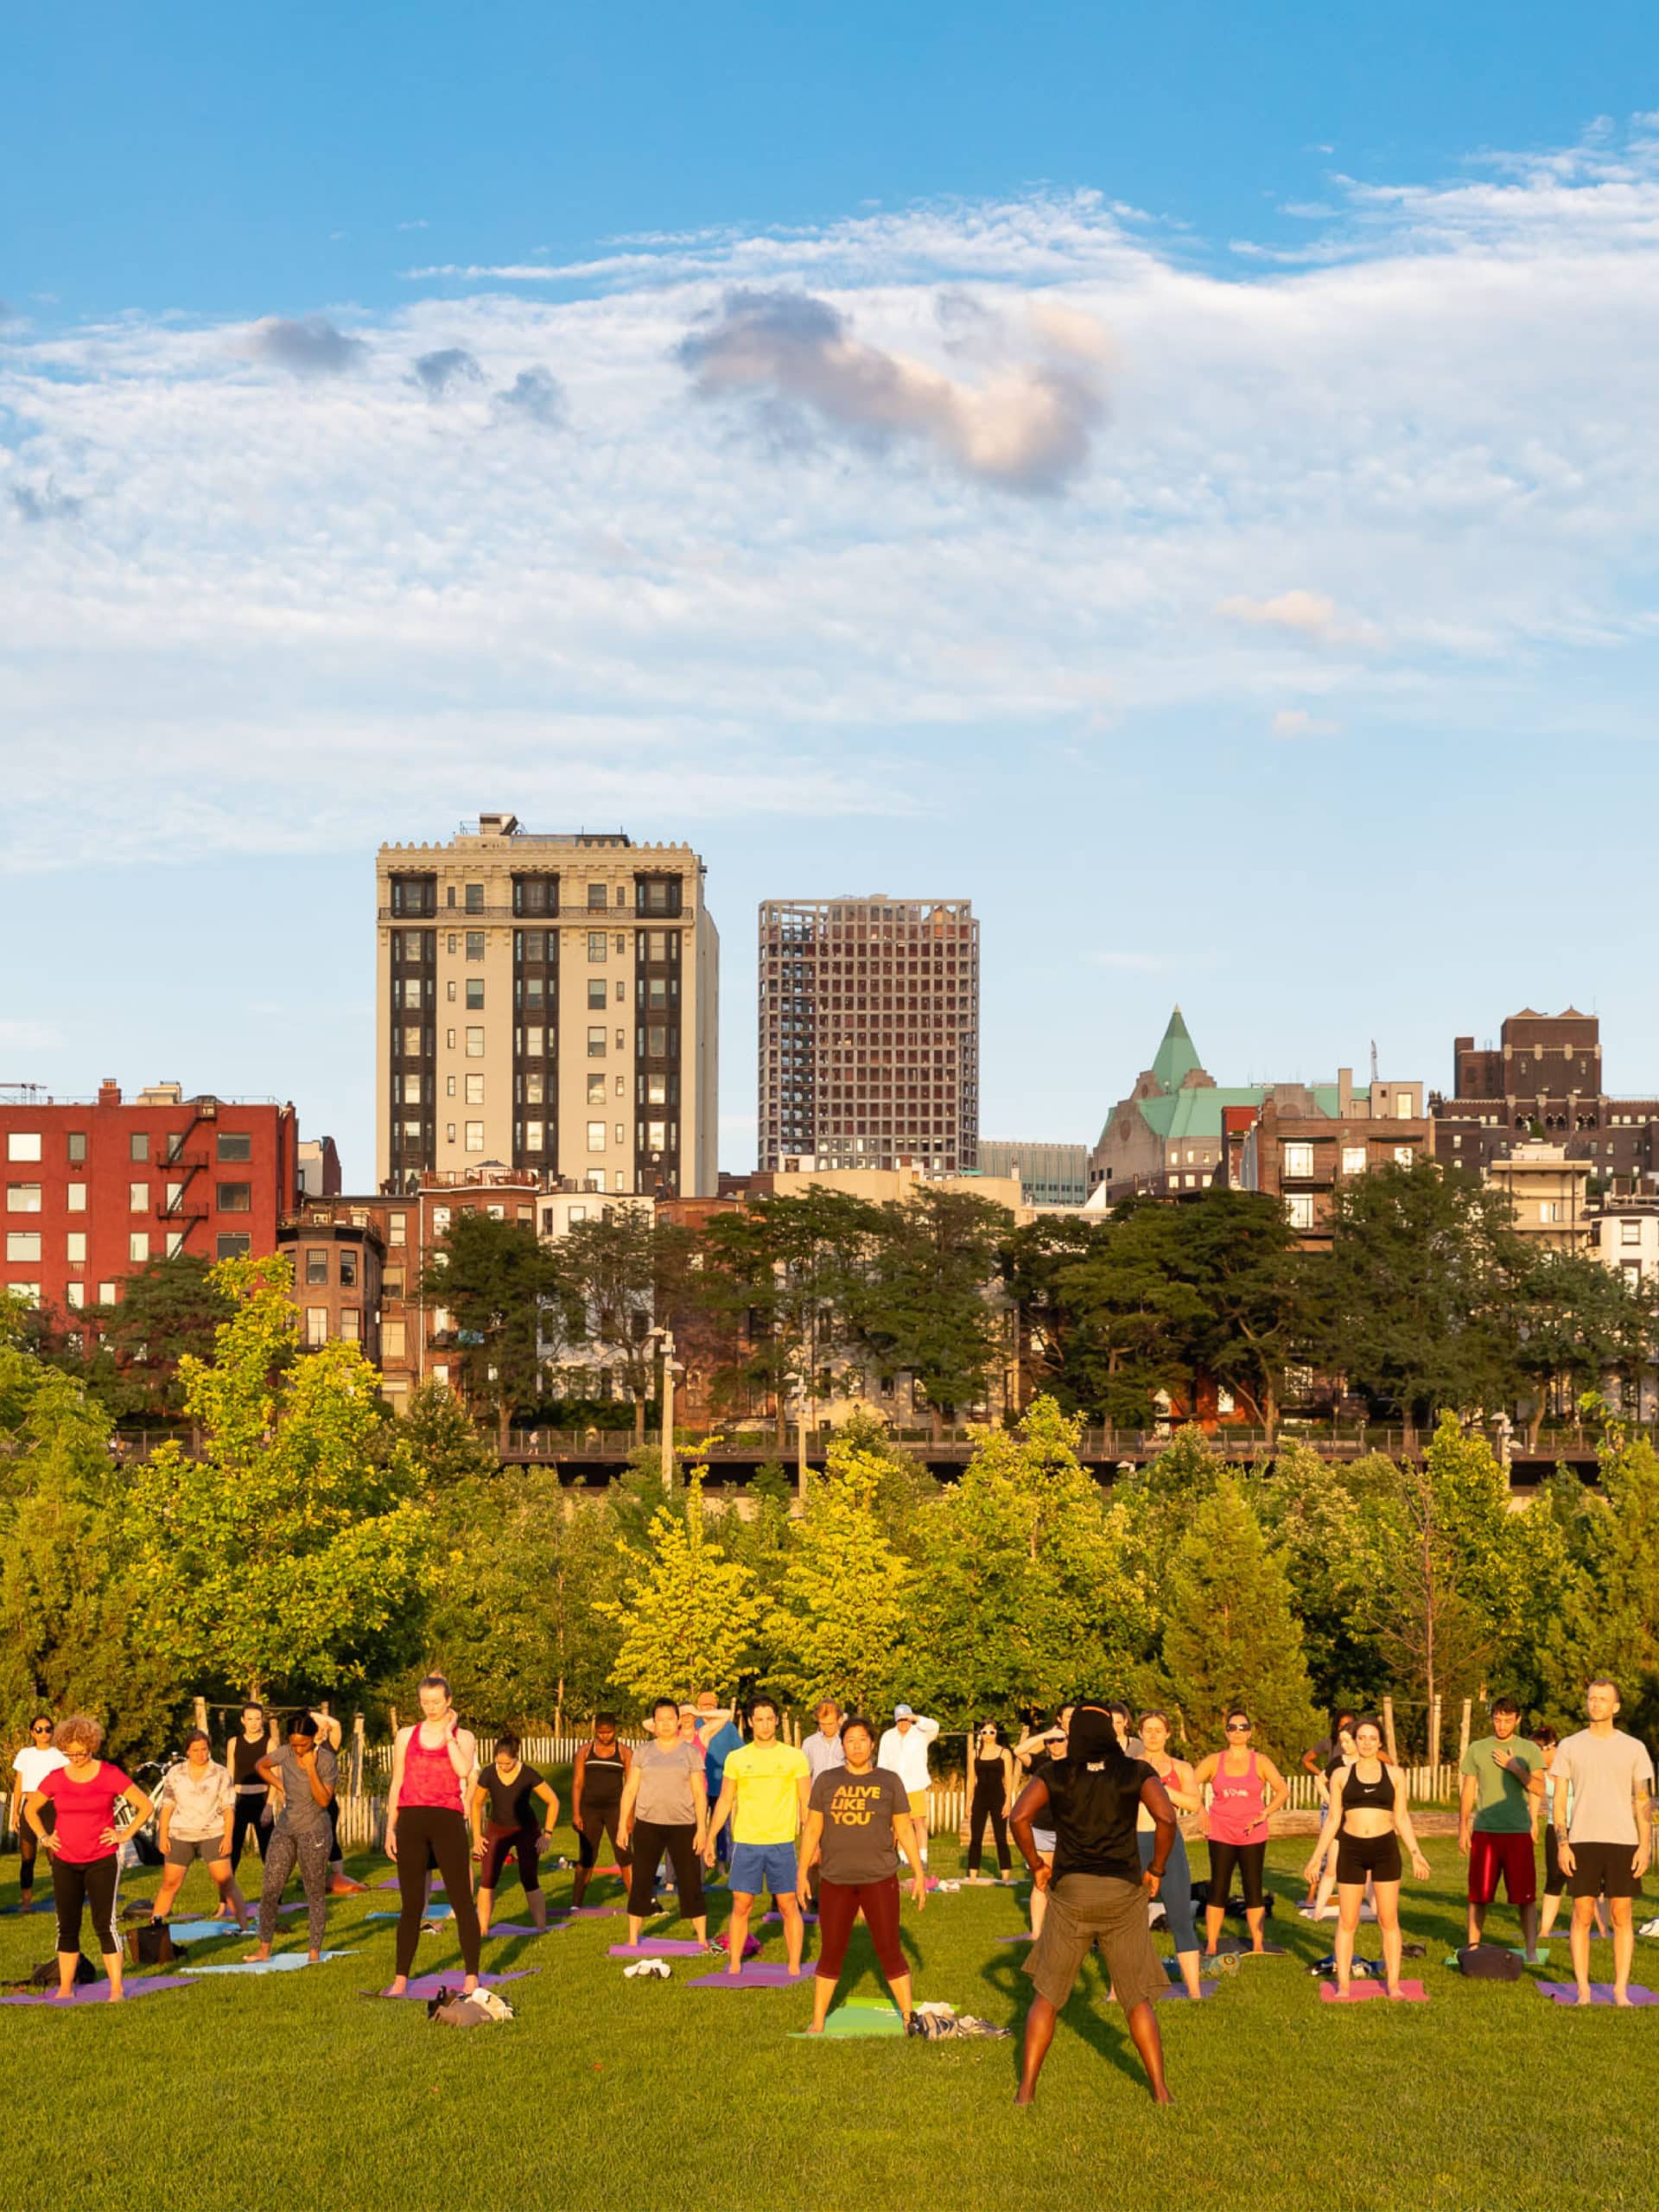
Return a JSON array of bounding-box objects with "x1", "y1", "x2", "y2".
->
[{"x1": 1024, "y1": 1872, "x2": 1166, "y2": 2018}]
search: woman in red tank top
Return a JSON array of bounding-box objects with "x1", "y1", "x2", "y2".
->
[
  {"x1": 1193, "y1": 1711, "x2": 1290, "y2": 1958},
  {"x1": 384, "y1": 1674, "x2": 482, "y2": 1996}
]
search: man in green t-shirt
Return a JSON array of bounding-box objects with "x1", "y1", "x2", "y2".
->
[{"x1": 1459, "y1": 1695, "x2": 1544, "y2": 1959}]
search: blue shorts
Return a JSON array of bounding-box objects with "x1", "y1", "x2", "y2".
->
[{"x1": 729, "y1": 1840, "x2": 798, "y2": 1897}]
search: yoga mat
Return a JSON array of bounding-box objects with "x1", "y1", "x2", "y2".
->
[
  {"x1": 183, "y1": 1951, "x2": 357, "y2": 1975},
  {"x1": 166, "y1": 1919, "x2": 252, "y2": 1943},
  {"x1": 761, "y1": 1910, "x2": 818, "y2": 1925},
  {"x1": 1319, "y1": 1979, "x2": 1428, "y2": 2004},
  {"x1": 1211, "y1": 1941, "x2": 1287, "y2": 1957},
  {"x1": 792, "y1": 1997, "x2": 905, "y2": 2040},
  {"x1": 607, "y1": 1940, "x2": 714, "y2": 1959},
  {"x1": 1157, "y1": 1980, "x2": 1220, "y2": 2001},
  {"x1": 374, "y1": 1876, "x2": 448, "y2": 1892},
  {"x1": 687, "y1": 1962, "x2": 808, "y2": 1988},
  {"x1": 374, "y1": 1968, "x2": 533, "y2": 2000},
  {"x1": 364, "y1": 1905, "x2": 454, "y2": 1923},
  {"x1": 1, "y1": 1974, "x2": 197, "y2": 2006},
  {"x1": 995, "y1": 1933, "x2": 1034, "y2": 1945},
  {"x1": 484, "y1": 1923, "x2": 553, "y2": 1938},
  {"x1": 1537, "y1": 1981, "x2": 1659, "y2": 2006}
]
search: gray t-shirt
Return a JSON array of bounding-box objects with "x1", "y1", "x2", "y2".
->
[
  {"x1": 631, "y1": 1738, "x2": 702, "y2": 1827},
  {"x1": 810, "y1": 1765, "x2": 907, "y2": 1885},
  {"x1": 1549, "y1": 1729, "x2": 1654, "y2": 1846},
  {"x1": 270, "y1": 1744, "x2": 337, "y2": 1839}
]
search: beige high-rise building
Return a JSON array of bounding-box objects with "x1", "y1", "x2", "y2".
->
[{"x1": 375, "y1": 815, "x2": 718, "y2": 1197}]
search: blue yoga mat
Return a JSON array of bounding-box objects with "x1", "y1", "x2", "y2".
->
[{"x1": 182, "y1": 1951, "x2": 357, "y2": 1975}]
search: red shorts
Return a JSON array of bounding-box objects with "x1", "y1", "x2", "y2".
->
[{"x1": 1468, "y1": 1829, "x2": 1536, "y2": 1907}]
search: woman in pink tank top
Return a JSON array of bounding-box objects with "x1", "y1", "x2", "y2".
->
[
  {"x1": 1194, "y1": 1711, "x2": 1289, "y2": 1959},
  {"x1": 384, "y1": 1673, "x2": 482, "y2": 1996}
]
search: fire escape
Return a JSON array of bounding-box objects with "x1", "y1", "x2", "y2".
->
[{"x1": 152, "y1": 1096, "x2": 220, "y2": 1250}]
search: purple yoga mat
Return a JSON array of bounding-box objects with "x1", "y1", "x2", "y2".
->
[
  {"x1": 1, "y1": 1975, "x2": 195, "y2": 2007},
  {"x1": 686, "y1": 1961, "x2": 809, "y2": 1988},
  {"x1": 1157, "y1": 1980, "x2": 1220, "y2": 2002},
  {"x1": 1537, "y1": 1981, "x2": 1659, "y2": 2006},
  {"x1": 483, "y1": 1923, "x2": 550, "y2": 1938},
  {"x1": 608, "y1": 1941, "x2": 713, "y2": 1959},
  {"x1": 375, "y1": 1970, "x2": 534, "y2": 2000},
  {"x1": 374, "y1": 1876, "x2": 447, "y2": 1892},
  {"x1": 995, "y1": 1933, "x2": 1034, "y2": 1945},
  {"x1": 761, "y1": 1910, "x2": 818, "y2": 1925},
  {"x1": 1319, "y1": 1979, "x2": 1427, "y2": 2004}
]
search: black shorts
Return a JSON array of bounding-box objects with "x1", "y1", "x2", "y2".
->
[
  {"x1": 1335, "y1": 1830, "x2": 1402, "y2": 1885},
  {"x1": 165, "y1": 1835, "x2": 228, "y2": 1870},
  {"x1": 1567, "y1": 1840, "x2": 1644, "y2": 1901}
]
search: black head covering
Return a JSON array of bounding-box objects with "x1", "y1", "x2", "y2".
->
[{"x1": 1066, "y1": 1703, "x2": 1122, "y2": 1764}]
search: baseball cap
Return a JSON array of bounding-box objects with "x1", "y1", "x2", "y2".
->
[{"x1": 894, "y1": 1702, "x2": 914, "y2": 1719}]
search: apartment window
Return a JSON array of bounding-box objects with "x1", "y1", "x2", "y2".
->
[
  {"x1": 1285, "y1": 1195, "x2": 1315, "y2": 1231},
  {"x1": 216, "y1": 1183, "x2": 251, "y2": 1213},
  {"x1": 587, "y1": 883, "x2": 608, "y2": 911},
  {"x1": 523, "y1": 977, "x2": 543, "y2": 1010},
  {"x1": 525, "y1": 1121, "x2": 544, "y2": 1151},
  {"x1": 587, "y1": 1121, "x2": 607, "y2": 1153},
  {"x1": 466, "y1": 1027, "x2": 486, "y2": 1058},
  {"x1": 66, "y1": 1231, "x2": 86, "y2": 1263},
  {"x1": 587, "y1": 931, "x2": 609, "y2": 964},
  {"x1": 129, "y1": 1231, "x2": 149, "y2": 1262},
  {"x1": 1622, "y1": 1217, "x2": 1641, "y2": 1246},
  {"x1": 615, "y1": 1122, "x2": 626, "y2": 1147},
  {"x1": 465, "y1": 980, "x2": 486, "y2": 1011},
  {"x1": 1623, "y1": 1261, "x2": 1643, "y2": 1289},
  {"x1": 524, "y1": 1027, "x2": 544, "y2": 1058},
  {"x1": 514, "y1": 876, "x2": 554, "y2": 915},
  {"x1": 588, "y1": 1027, "x2": 607, "y2": 1058},
  {"x1": 588, "y1": 978, "x2": 607, "y2": 1010},
  {"x1": 67, "y1": 1132, "x2": 86, "y2": 1164},
  {"x1": 165, "y1": 1230, "x2": 185, "y2": 1260},
  {"x1": 98, "y1": 1280, "x2": 118, "y2": 1305},
  {"x1": 466, "y1": 931, "x2": 485, "y2": 961},
  {"x1": 306, "y1": 1307, "x2": 328, "y2": 1348},
  {"x1": 7, "y1": 1283, "x2": 40, "y2": 1306},
  {"x1": 445, "y1": 1029, "x2": 455, "y2": 1051},
  {"x1": 404, "y1": 1026, "x2": 422, "y2": 1056},
  {"x1": 5, "y1": 1231, "x2": 41, "y2": 1262},
  {"x1": 646, "y1": 1026, "x2": 667, "y2": 1057},
  {"x1": 340, "y1": 1308, "x2": 361, "y2": 1342},
  {"x1": 465, "y1": 883, "x2": 484, "y2": 912},
  {"x1": 1282, "y1": 1142, "x2": 1314, "y2": 1179},
  {"x1": 1338, "y1": 1145, "x2": 1366, "y2": 1175},
  {"x1": 403, "y1": 929, "x2": 423, "y2": 956},
  {"x1": 465, "y1": 1073, "x2": 485, "y2": 1105},
  {"x1": 524, "y1": 1072, "x2": 543, "y2": 1104},
  {"x1": 1541, "y1": 1201, "x2": 1563, "y2": 1224},
  {"x1": 6, "y1": 1184, "x2": 40, "y2": 1212},
  {"x1": 445, "y1": 1122, "x2": 455, "y2": 1143},
  {"x1": 390, "y1": 1213, "x2": 407, "y2": 1246},
  {"x1": 216, "y1": 1233, "x2": 251, "y2": 1261},
  {"x1": 66, "y1": 1283, "x2": 85, "y2": 1311},
  {"x1": 1393, "y1": 1145, "x2": 1414, "y2": 1167},
  {"x1": 588, "y1": 1074, "x2": 607, "y2": 1105},
  {"x1": 404, "y1": 1119, "x2": 423, "y2": 1141},
  {"x1": 339, "y1": 1249, "x2": 358, "y2": 1288},
  {"x1": 305, "y1": 1248, "x2": 329, "y2": 1286},
  {"x1": 583, "y1": 1173, "x2": 605, "y2": 1193},
  {"x1": 129, "y1": 1180, "x2": 149, "y2": 1212},
  {"x1": 465, "y1": 1122, "x2": 485, "y2": 1153},
  {"x1": 217, "y1": 1132, "x2": 252, "y2": 1162},
  {"x1": 129, "y1": 1133, "x2": 149, "y2": 1163},
  {"x1": 1395, "y1": 1095, "x2": 1414, "y2": 1119},
  {"x1": 383, "y1": 1318, "x2": 407, "y2": 1360},
  {"x1": 646, "y1": 1120, "x2": 667, "y2": 1152},
  {"x1": 645, "y1": 1074, "x2": 668, "y2": 1106}
]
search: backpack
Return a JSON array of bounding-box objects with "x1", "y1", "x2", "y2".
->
[
  {"x1": 30, "y1": 1954, "x2": 96, "y2": 1988},
  {"x1": 124, "y1": 1923, "x2": 182, "y2": 1967},
  {"x1": 1458, "y1": 1944, "x2": 1523, "y2": 1980}
]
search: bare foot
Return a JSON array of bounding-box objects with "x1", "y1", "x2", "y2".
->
[
  {"x1": 1574, "y1": 1987, "x2": 1593, "y2": 2006},
  {"x1": 461, "y1": 1975, "x2": 478, "y2": 1996},
  {"x1": 1014, "y1": 2088, "x2": 1036, "y2": 2107},
  {"x1": 1386, "y1": 1985, "x2": 1405, "y2": 1999},
  {"x1": 48, "y1": 1987, "x2": 73, "y2": 2002},
  {"x1": 1615, "y1": 1990, "x2": 1634, "y2": 2008},
  {"x1": 1151, "y1": 2086, "x2": 1173, "y2": 2105},
  {"x1": 242, "y1": 1946, "x2": 272, "y2": 1962},
  {"x1": 804, "y1": 2022, "x2": 823, "y2": 2035},
  {"x1": 307, "y1": 1950, "x2": 321, "y2": 1965},
  {"x1": 385, "y1": 1975, "x2": 408, "y2": 1997}
]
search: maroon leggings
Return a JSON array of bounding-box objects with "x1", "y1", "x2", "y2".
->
[{"x1": 815, "y1": 1875, "x2": 906, "y2": 1982}]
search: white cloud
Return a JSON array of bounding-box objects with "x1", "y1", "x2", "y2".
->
[
  {"x1": 7, "y1": 128, "x2": 1659, "y2": 868},
  {"x1": 1272, "y1": 709, "x2": 1343, "y2": 739},
  {"x1": 0, "y1": 1020, "x2": 67, "y2": 1051}
]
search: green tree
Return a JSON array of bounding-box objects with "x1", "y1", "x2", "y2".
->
[
  {"x1": 1322, "y1": 1160, "x2": 1528, "y2": 1445},
  {"x1": 1159, "y1": 1472, "x2": 1319, "y2": 1760},
  {"x1": 1249, "y1": 1440, "x2": 1390, "y2": 1714},
  {"x1": 1541, "y1": 1427, "x2": 1659, "y2": 1738},
  {"x1": 556, "y1": 1211, "x2": 695, "y2": 1439},
  {"x1": 419, "y1": 1211, "x2": 565, "y2": 1448},
  {"x1": 599, "y1": 1476, "x2": 762, "y2": 1703},
  {"x1": 89, "y1": 1253, "x2": 238, "y2": 1422},
  {"x1": 399, "y1": 1380, "x2": 499, "y2": 1493},
  {"x1": 849, "y1": 1188, "x2": 1013, "y2": 1438},
  {"x1": 124, "y1": 1256, "x2": 435, "y2": 1701},
  {"x1": 1053, "y1": 1200, "x2": 1206, "y2": 1427},
  {"x1": 1512, "y1": 1251, "x2": 1652, "y2": 1451},
  {"x1": 764, "y1": 1432, "x2": 910, "y2": 1714}
]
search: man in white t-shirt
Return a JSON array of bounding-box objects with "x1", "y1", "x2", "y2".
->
[
  {"x1": 877, "y1": 1705, "x2": 940, "y2": 1867},
  {"x1": 10, "y1": 1716, "x2": 67, "y2": 1914},
  {"x1": 1549, "y1": 1677, "x2": 1655, "y2": 2007}
]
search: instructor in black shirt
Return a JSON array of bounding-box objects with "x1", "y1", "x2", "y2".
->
[{"x1": 1010, "y1": 1700, "x2": 1177, "y2": 2105}]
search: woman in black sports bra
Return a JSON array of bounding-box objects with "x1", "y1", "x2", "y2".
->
[
  {"x1": 571, "y1": 1714, "x2": 632, "y2": 1908},
  {"x1": 1303, "y1": 1715, "x2": 1431, "y2": 1999}
]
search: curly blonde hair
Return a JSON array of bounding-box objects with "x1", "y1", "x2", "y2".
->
[{"x1": 53, "y1": 1713, "x2": 104, "y2": 1758}]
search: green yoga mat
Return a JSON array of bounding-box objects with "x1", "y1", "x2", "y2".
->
[{"x1": 791, "y1": 1996, "x2": 906, "y2": 2040}]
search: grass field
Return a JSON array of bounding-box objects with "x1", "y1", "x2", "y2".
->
[{"x1": 3, "y1": 1821, "x2": 1657, "y2": 2212}]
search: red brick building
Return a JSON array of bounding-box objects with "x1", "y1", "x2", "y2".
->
[{"x1": 0, "y1": 1078, "x2": 298, "y2": 1319}]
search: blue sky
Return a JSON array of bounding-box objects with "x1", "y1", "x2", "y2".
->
[{"x1": 6, "y1": 3, "x2": 1659, "y2": 1180}]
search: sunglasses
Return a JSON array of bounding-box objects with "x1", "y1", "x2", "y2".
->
[
  {"x1": 31, "y1": 1726, "x2": 51, "y2": 1737},
  {"x1": 1225, "y1": 1721, "x2": 1252, "y2": 1732}
]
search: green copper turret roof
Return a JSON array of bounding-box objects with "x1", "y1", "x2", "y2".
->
[{"x1": 1150, "y1": 1006, "x2": 1202, "y2": 1093}]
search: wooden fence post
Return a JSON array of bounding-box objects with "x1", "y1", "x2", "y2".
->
[
  {"x1": 194, "y1": 1694, "x2": 208, "y2": 1735},
  {"x1": 1457, "y1": 1697, "x2": 1473, "y2": 1766},
  {"x1": 1427, "y1": 1694, "x2": 1442, "y2": 1765},
  {"x1": 352, "y1": 1711, "x2": 365, "y2": 1796},
  {"x1": 1382, "y1": 1695, "x2": 1398, "y2": 1765}
]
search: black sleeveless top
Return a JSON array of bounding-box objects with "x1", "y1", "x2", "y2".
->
[
  {"x1": 1339, "y1": 1760, "x2": 1395, "y2": 1821},
  {"x1": 581, "y1": 1741, "x2": 626, "y2": 1806},
  {"x1": 1047, "y1": 1752, "x2": 1154, "y2": 1885}
]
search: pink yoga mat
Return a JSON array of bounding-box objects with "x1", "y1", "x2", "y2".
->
[
  {"x1": 1319, "y1": 1979, "x2": 1427, "y2": 2004},
  {"x1": 608, "y1": 1941, "x2": 713, "y2": 1959},
  {"x1": 374, "y1": 1970, "x2": 533, "y2": 2000},
  {"x1": 686, "y1": 1962, "x2": 809, "y2": 1988},
  {"x1": 1537, "y1": 1981, "x2": 1659, "y2": 2006},
  {"x1": 1, "y1": 1975, "x2": 195, "y2": 2006}
]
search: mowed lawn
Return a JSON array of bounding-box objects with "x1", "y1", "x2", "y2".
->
[{"x1": 3, "y1": 1822, "x2": 1657, "y2": 2212}]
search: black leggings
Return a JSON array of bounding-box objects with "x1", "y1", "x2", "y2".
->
[
  {"x1": 394, "y1": 1807, "x2": 480, "y2": 1979},
  {"x1": 480, "y1": 1825, "x2": 541, "y2": 1893},
  {"x1": 966, "y1": 1788, "x2": 1010, "y2": 1874},
  {"x1": 626, "y1": 1819, "x2": 703, "y2": 1921},
  {"x1": 1207, "y1": 1838, "x2": 1267, "y2": 1911},
  {"x1": 54, "y1": 1853, "x2": 120, "y2": 1957},
  {"x1": 577, "y1": 1801, "x2": 629, "y2": 1871},
  {"x1": 231, "y1": 1791, "x2": 270, "y2": 1869},
  {"x1": 19, "y1": 1801, "x2": 52, "y2": 1892}
]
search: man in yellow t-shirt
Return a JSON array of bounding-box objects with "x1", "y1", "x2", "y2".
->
[{"x1": 705, "y1": 1696, "x2": 811, "y2": 1977}]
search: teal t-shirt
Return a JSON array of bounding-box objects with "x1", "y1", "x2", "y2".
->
[{"x1": 1460, "y1": 1735, "x2": 1541, "y2": 1833}]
